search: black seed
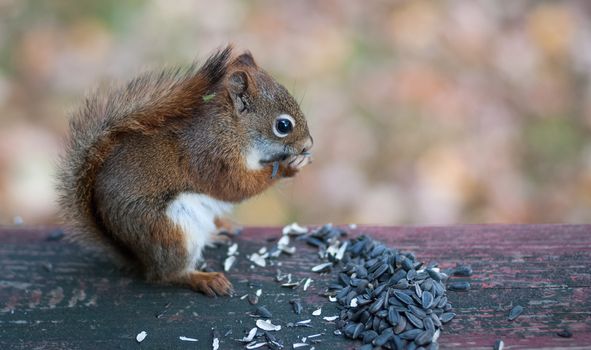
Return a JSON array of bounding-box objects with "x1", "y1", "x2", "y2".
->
[
  {"x1": 408, "y1": 305, "x2": 427, "y2": 319},
  {"x1": 373, "y1": 329, "x2": 394, "y2": 346},
  {"x1": 407, "y1": 342, "x2": 417, "y2": 350},
  {"x1": 372, "y1": 283, "x2": 388, "y2": 298},
  {"x1": 290, "y1": 299, "x2": 303, "y2": 315},
  {"x1": 376, "y1": 309, "x2": 388, "y2": 318},
  {"x1": 436, "y1": 296, "x2": 447, "y2": 309},
  {"x1": 430, "y1": 313, "x2": 442, "y2": 328},
  {"x1": 427, "y1": 342, "x2": 439, "y2": 350},
  {"x1": 248, "y1": 295, "x2": 258, "y2": 305},
  {"x1": 399, "y1": 328, "x2": 422, "y2": 340},
  {"x1": 444, "y1": 303, "x2": 453, "y2": 312},
  {"x1": 414, "y1": 283, "x2": 422, "y2": 298},
  {"x1": 393, "y1": 291, "x2": 414, "y2": 305},
  {"x1": 339, "y1": 273, "x2": 351, "y2": 286},
  {"x1": 415, "y1": 330, "x2": 434, "y2": 346},
  {"x1": 426, "y1": 269, "x2": 441, "y2": 282},
  {"x1": 395, "y1": 279, "x2": 410, "y2": 290},
  {"x1": 371, "y1": 263, "x2": 389, "y2": 280},
  {"x1": 448, "y1": 282, "x2": 470, "y2": 291},
  {"x1": 362, "y1": 330, "x2": 378, "y2": 344},
  {"x1": 422, "y1": 291, "x2": 434, "y2": 309},
  {"x1": 453, "y1": 265, "x2": 473, "y2": 277},
  {"x1": 389, "y1": 269, "x2": 407, "y2": 286},
  {"x1": 372, "y1": 315, "x2": 381, "y2": 331},
  {"x1": 557, "y1": 329, "x2": 572, "y2": 338},
  {"x1": 369, "y1": 294, "x2": 386, "y2": 314},
  {"x1": 423, "y1": 316, "x2": 435, "y2": 333},
  {"x1": 394, "y1": 315, "x2": 407, "y2": 334},
  {"x1": 406, "y1": 269, "x2": 417, "y2": 281},
  {"x1": 391, "y1": 335, "x2": 404, "y2": 350},
  {"x1": 358, "y1": 344, "x2": 373, "y2": 350},
  {"x1": 255, "y1": 306, "x2": 273, "y2": 318},
  {"x1": 439, "y1": 312, "x2": 456, "y2": 323},
  {"x1": 401, "y1": 258, "x2": 413, "y2": 271},
  {"x1": 388, "y1": 306, "x2": 399, "y2": 326},
  {"x1": 405, "y1": 311, "x2": 424, "y2": 329},
  {"x1": 306, "y1": 236, "x2": 326, "y2": 248},
  {"x1": 421, "y1": 279, "x2": 433, "y2": 291},
  {"x1": 508, "y1": 305, "x2": 523, "y2": 321}
]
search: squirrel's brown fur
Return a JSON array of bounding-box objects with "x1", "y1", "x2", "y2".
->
[{"x1": 57, "y1": 46, "x2": 312, "y2": 296}]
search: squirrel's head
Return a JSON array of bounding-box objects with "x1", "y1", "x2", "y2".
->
[{"x1": 223, "y1": 51, "x2": 313, "y2": 170}]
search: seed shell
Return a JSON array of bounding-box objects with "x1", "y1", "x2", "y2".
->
[{"x1": 508, "y1": 305, "x2": 523, "y2": 321}]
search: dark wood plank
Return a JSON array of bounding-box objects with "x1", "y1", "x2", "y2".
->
[{"x1": 0, "y1": 224, "x2": 590, "y2": 349}]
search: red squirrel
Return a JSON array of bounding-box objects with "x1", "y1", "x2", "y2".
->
[{"x1": 57, "y1": 46, "x2": 313, "y2": 296}]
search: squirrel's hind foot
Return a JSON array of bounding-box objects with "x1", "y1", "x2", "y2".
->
[{"x1": 177, "y1": 271, "x2": 233, "y2": 296}]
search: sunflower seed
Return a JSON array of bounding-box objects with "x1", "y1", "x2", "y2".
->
[
  {"x1": 256, "y1": 306, "x2": 273, "y2": 318},
  {"x1": 453, "y1": 265, "x2": 473, "y2": 277},
  {"x1": 405, "y1": 311, "x2": 424, "y2": 329},
  {"x1": 448, "y1": 282, "x2": 470, "y2": 291},
  {"x1": 508, "y1": 305, "x2": 523, "y2": 321},
  {"x1": 439, "y1": 312, "x2": 456, "y2": 323},
  {"x1": 399, "y1": 328, "x2": 422, "y2": 340},
  {"x1": 416, "y1": 330, "x2": 435, "y2": 345},
  {"x1": 493, "y1": 339, "x2": 504, "y2": 350},
  {"x1": 557, "y1": 329, "x2": 572, "y2": 338},
  {"x1": 393, "y1": 291, "x2": 414, "y2": 305},
  {"x1": 373, "y1": 328, "x2": 394, "y2": 346},
  {"x1": 421, "y1": 291, "x2": 434, "y2": 309},
  {"x1": 290, "y1": 299, "x2": 303, "y2": 315}
]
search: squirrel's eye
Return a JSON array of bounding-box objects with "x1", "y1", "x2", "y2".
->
[{"x1": 273, "y1": 114, "x2": 295, "y2": 138}]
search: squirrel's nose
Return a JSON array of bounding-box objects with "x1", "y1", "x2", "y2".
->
[{"x1": 302, "y1": 136, "x2": 313, "y2": 153}]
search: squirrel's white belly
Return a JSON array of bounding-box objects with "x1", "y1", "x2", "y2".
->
[{"x1": 165, "y1": 192, "x2": 233, "y2": 269}]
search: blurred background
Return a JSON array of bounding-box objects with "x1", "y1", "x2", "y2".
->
[{"x1": 1, "y1": 0, "x2": 591, "y2": 226}]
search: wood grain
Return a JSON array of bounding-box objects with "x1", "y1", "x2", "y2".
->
[{"x1": 0, "y1": 224, "x2": 590, "y2": 349}]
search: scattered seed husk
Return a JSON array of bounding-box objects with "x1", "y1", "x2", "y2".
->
[
  {"x1": 292, "y1": 343, "x2": 309, "y2": 348},
  {"x1": 249, "y1": 253, "x2": 266, "y2": 267},
  {"x1": 246, "y1": 342, "x2": 268, "y2": 349},
  {"x1": 297, "y1": 319, "x2": 311, "y2": 325},
  {"x1": 508, "y1": 305, "x2": 523, "y2": 321},
  {"x1": 255, "y1": 289, "x2": 262, "y2": 297},
  {"x1": 240, "y1": 328, "x2": 258, "y2": 342},
  {"x1": 557, "y1": 329, "x2": 572, "y2": 338},
  {"x1": 256, "y1": 319, "x2": 281, "y2": 331},
  {"x1": 227, "y1": 243, "x2": 238, "y2": 256},
  {"x1": 212, "y1": 336, "x2": 219, "y2": 350},
  {"x1": 248, "y1": 294, "x2": 259, "y2": 305},
  {"x1": 179, "y1": 336, "x2": 198, "y2": 342},
  {"x1": 311, "y1": 262, "x2": 332, "y2": 273},
  {"x1": 303, "y1": 278, "x2": 312, "y2": 291},
  {"x1": 282, "y1": 222, "x2": 309, "y2": 236},
  {"x1": 493, "y1": 339, "x2": 504, "y2": 350},
  {"x1": 136, "y1": 331, "x2": 147, "y2": 343},
  {"x1": 323, "y1": 315, "x2": 338, "y2": 321},
  {"x1": 224, "y1": 255, "x2": 236, "y2": 272},
  {"x1": 290, "y1": 299, "x2": 303, "y2": 315},
  {"x1": 312, "y1": 308, "x2": 322, "y2": 316}
]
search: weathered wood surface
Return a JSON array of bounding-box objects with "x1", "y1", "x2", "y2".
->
[{"x1": 0, "y1": 224, "x2": 590, "y2": 349}]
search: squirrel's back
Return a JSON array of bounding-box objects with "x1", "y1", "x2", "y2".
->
[{"x1": 56, "y1": 47, "x2": 232, "y2": 260}]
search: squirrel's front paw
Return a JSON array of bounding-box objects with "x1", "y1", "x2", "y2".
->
[{"x1": 285, "y1": 153, "x2": 312, "y2": 171}]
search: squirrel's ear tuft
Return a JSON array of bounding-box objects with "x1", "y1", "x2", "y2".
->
[{"x1": 235, "y1": 51, "x2": 257, "y2": 67}]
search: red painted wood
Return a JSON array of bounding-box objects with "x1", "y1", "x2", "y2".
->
[{"x1": 0, "y1": 224, "x2": 590, "y2": 349}]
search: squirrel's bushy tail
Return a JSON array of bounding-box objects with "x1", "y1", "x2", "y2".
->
[{"x1": 56, "y1": 46, "x2": 232, "y2": 261}]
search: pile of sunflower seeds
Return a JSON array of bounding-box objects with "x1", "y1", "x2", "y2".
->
[{"x1": 299, "y1": 224, "x2": 455, "y2": 350}]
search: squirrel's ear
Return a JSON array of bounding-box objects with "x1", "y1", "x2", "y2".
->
[
  {"x1": 236, "y1": 51, "x2": 257, "y2": 67},
  {"x1": 228, "y1": 70, "x2": 249, "y2": 114}
]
